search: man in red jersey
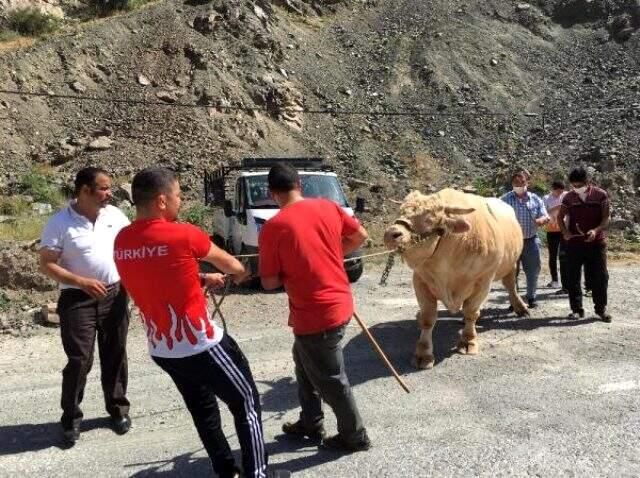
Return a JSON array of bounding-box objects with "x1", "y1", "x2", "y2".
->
[
  {"x1": 114, "y1": 167, "x2": 290, "y2": 478},
  {"x1": 259, "y1": 163, "x2": 371, "y2": 453}
]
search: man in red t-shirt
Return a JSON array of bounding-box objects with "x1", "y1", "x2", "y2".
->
[
  {"x1": 114, "y1": 167, "x2": 290, "y2": 478},
  {"x1": 558, "y1": 166, "x2": 611, "y2": 322},
  {"x1": 259, "y1": 163, "x2": 371, "y2": 453}
]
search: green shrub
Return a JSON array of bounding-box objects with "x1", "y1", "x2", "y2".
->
[
  {"x1": 181, "y1": 204, "x2": 211, "y2": 229},
  {"x1": 0, "y1": 292, "x2": 10, "y2": 312},
  {"x1": 8, "y1": 8, "x2": 61, "y2": 37},
  {"x1": 0, "y1": 196, "x2": 30, "y2": 216},
  {"x1": 0, "y1": 30, "x2": 20, "y2": 42},
  {"x1": 0, "y1": 214, "x2": 50, "y2": 242},
  {"x1": 20, "y1": 170, "x2": 65, "y2": 206},
  {"x1": 88, "y1": 0, "x2": 153, "y2": 15},
  {"x1": 473, "y1": 178, "x2": 495, "y2": 197}
]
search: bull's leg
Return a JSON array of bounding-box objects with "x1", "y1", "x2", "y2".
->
[
  {"x1": 458, "y1": 280, "x2": 492, "y2": 355},
  {"x1": 502, "y1": 267, "x2": 528, "y2": 317},
  {"x1": 412, "y1": 272, "x2": 438, "y2": 370}
]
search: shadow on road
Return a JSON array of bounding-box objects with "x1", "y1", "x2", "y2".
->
[
  {"x1": 127, "y1": 435, "x2": 343, "y2": 476},
  {"x1": 0, "y1": 417, "x2": 112, "y2": 455}
]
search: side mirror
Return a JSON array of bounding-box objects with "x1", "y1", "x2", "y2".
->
[
  {"x1": 355, "y1": 197, "x2": 366, "y2": 214},
  {"x1": 223, "y1": 200, "x2": 233, "y2": 218}
]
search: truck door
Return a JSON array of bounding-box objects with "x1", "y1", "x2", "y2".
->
[{"x1": 231, "y1": 178, "x2": 247, "y2": 254}]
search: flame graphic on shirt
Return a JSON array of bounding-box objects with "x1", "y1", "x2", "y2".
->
[{"x1": 141, "y1": 304, "x2": 214, "y2": 352}]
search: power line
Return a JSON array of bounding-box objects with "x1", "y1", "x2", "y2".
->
[{"x1": 0, "y1": 88, "x2": 638, "y2": 119}]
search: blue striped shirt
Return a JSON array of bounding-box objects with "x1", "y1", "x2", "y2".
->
[{"x1": 500, "y1": 191, "x2": 548, "y2": 239}]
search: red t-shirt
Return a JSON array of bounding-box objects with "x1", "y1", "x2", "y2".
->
[
  {"x1": 114, "y1": 219, "x2": 222, "y2": 358},
  {"x1": 259, "y1": 199, "x2": 360, "y2": 335},
  {"x1": 561, "y1": 186, "x2": 609, "y2": 245}
]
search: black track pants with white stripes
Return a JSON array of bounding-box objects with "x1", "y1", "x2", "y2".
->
[{"x1": 153, "y1": 334, "x2": 267, "y2": 478}]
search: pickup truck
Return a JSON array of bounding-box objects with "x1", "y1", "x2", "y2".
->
[{"x1": 204, "y1": 157, "x2": 365, "y2": 283}]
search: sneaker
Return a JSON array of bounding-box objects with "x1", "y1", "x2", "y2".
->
[
  {"x1": 547, "y1": 281, "x2": 560, "y2": 288},
  {"x1": 527, "y1": 299, "x2": 538, "y2": 309},
  {"x1": 62, "y1": 426, "x2": 80, "y2": 445},
  {"x1": 282, "y1": 420, "x2": 325, "y2": 441},
  {"x1": 321, "y1": 432, "x2": 371, "y2": 453},
  {"x1": 598, "y1": 312, "x2": 612, "y2": 323},
  {"x1": 567, "y1": 310, "x2": 585, "y2": 320},
  {"x1": 553, "y1": 288, "x2": 568, "y2": 295}
]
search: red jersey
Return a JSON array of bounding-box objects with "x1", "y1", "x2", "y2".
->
[
  {"x1": 114, "y1": 219, "x2": 222, "y2": 358},
  {"x1": 259, "y1": 199, "x2": 360, "y2": 335}
]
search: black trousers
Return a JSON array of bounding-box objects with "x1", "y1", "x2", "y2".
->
[
  {"x1": 546, "y1": 232, "x2": 563, "y2": 283},
  {"x1": 153, "y1": 334, "x2": 267, "y2": 478},
  {"x1": 293, "y1": 323, "x2": 366, "y2": 443},
  {"x1": 564, "y1": 242, "x2": 609, "y2": 315},
  {"x1": 57, "y1": 284, "x2": 129, "y2": 429}
]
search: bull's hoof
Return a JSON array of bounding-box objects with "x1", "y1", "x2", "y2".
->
[
  {"x1": 516, "y1": 306, "x2": 530, "y2": 318},
  {"x1": 456, "y1": 341, "x2": 479, "y2": 355},
  {"x1": 412, "y1": 354, "x2": 435, "y2": 370}
]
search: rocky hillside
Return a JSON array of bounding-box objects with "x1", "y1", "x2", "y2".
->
[{"x1": 1, "y1": 0, "x2": 639, "y2": 329}]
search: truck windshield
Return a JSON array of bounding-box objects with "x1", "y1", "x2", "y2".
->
[{"x1": 245, "y1": 174, "x2": 349, "y2": 208}]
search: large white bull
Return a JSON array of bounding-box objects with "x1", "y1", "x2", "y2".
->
[{"x1": 383, "y1": 188, "x2": 528, "y2": 369}]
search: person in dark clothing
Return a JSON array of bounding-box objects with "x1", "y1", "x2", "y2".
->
[
  {"x1": 558, "y1": 167, "x2": 612, "y2": 322},
  {"x1": 543, "y1": 181, "x2": 567, "y2": 292}
]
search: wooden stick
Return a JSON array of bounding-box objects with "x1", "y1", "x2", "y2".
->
[{"x1": 352, "y1": 311, "x2": 410, "y2": 394}]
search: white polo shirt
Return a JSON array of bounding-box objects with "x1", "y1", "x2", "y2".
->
[{"x1": 40, "y1": 202, "x2": 130, "y2": 289}]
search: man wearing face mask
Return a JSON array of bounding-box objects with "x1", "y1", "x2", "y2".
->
[
  {"x1": 557, "y1": 167, "x2": 611, "y2": 322},
  {"x1": 501, "y1": 171, "x2": 549, "y2": 308}
]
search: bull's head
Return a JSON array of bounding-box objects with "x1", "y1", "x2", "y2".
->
[{"x1": 383, "y1": 191, "x2": 475, "y2": 251}]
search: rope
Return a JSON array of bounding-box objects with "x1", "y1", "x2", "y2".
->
[{"x1": 233, "y1": 249, "x2": 393, "y2": 262}]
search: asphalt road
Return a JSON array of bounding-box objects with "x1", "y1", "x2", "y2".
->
[{"x1": 1, "y1": 263, "x2": 639, "y2": 477}]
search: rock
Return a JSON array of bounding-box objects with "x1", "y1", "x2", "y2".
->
[
  {"x1": 490, "y1": 58, "x2": 499, "y2": 66},
  {"x1": 516, "y1": 3, "x2": 531, "y2": 11},
  {"x1": 193, "y1": 12, "x2": 222, "y2": 34},
  {"x1": 610, "y1": 218, "x2": 634, "y2": 230},
  {"x1": 137, "y1": 74, "x2": 151, "y2": 86},
  {"x1": 41, "y1": 303, "x2": 59, "y2": 326},
  {"x1": 156, "y1": 91, "x2": 178, "y2": 103},
  {"x1": 31, "y1": 203, "x2": 52, "y2": 215},
  {"x1": 71, "y1": 81, "x2": 86, "y2": 93},
  {"x1": 88, "y1": 136, "x2": 113, "y2": 150},
  {"x1": 113, "y1": 183, "x2": 133, "y2": 204}
]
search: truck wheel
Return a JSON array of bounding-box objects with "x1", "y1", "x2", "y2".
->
[{"x1": 241, "y1": 245, "x2": 261, "y2": 289}]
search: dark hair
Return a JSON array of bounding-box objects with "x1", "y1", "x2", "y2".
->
[
  {"x1": 268, "y1": 163, "x2": 299, "y2": 193},
  {"x1": 511, "y1": 170, "x2": 528, "y2": 182},
  {"x1": 132, "y1": 167, "x2": 178, "y2": 206},
  {"x1": 551, "y1": 180, "x2": 565, "y2": 190},
  {"x1": 74, "y1": 167, "x2": 109, "y2": 196},
  {"x1": 568, "y1": 167, "x2": 588, "y2": 184}
]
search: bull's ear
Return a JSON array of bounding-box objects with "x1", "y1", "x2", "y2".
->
[
  {"x1": 444, "y1": 206, "x2": 475, "y2": 216},
  {"x1": 444, "y1": 217, "x2": 471, "y2": 234}
]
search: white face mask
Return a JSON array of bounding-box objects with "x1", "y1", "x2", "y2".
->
[
  {"x1": 573, "y1": 186, "x2": 587, "y2": 195},
  {"x1": 513, "y1": 186, "x2": 526, "y2": 195}
]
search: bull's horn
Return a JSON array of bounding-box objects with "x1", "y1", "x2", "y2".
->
[
  {"x1": 387, "y1": 198, "x2": 403, "y2": 205},
  {"x1": 444, "y1": 206, "x2": 475, "y2": 216}
]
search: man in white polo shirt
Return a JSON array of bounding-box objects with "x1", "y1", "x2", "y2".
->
[{"x1": 39, "y1": 167, "x2": 131, "y2": 445}]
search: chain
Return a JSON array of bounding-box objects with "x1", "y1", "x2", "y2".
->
[{"x1": 379, "y1": 251, "x2": 396, "y2": 286}]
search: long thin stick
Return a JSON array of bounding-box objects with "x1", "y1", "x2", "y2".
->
[{"x1": 352, "y1": 311, "x2": 410, "y2": 394}]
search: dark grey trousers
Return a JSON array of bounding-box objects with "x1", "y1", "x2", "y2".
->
[{"x1": 293, "y1": 323, "x2": 366, "y2": 442}]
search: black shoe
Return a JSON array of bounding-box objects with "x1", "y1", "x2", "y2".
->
[
  {"x1": 282, "y1": 420, "x2": 325, "y2": 441},
  {"x1": 527, "y1": 299, "x2": 538, "y2": 309},
  {"x1": 321, "y1": 432, "x2": 371, "y2": 453},
  {"x1": 567, "y1": 310, "x2": 585, "y2": 320},
  {"x1": 112, "y1": 414, "x2": 131, "y2": 435},
  {"x1": 267, "y1": 469, "x2": 292, "y2": 478},
  {"x1": 62, "y1": 426, "x2": 80, "y2": 445},
  {"x1": 553, "y1": 288, "x2": 568, "y2": 296},
  {"x1": 598, "y1": 313, "x2": 612, "y2": 323}
]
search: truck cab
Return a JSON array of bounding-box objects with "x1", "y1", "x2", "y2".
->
[{"x1": 205, "y1": 158, "x2": 364, "y2": 283}]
